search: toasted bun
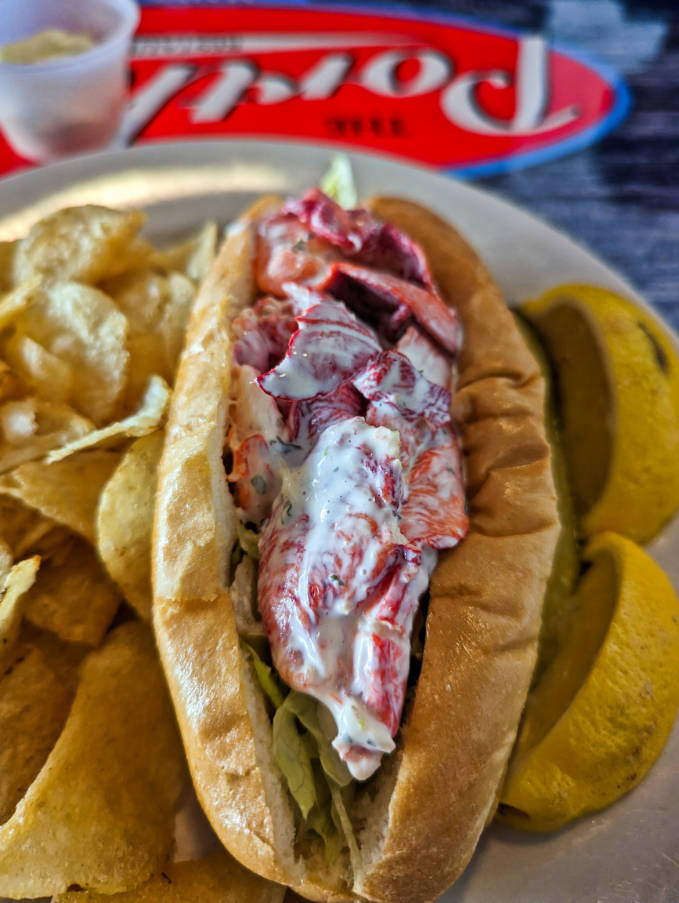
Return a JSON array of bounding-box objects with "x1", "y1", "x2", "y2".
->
[{"x1": 152, "y1": 195, "x2": 559, "y2": 903}]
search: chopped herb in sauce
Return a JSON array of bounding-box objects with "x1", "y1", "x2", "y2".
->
[
  {"x1": 250, "y1": 474, "x2": 268, "y2": 495},
  {"x1": 281, "y1": 499, "x2": 294, "y2": 524}
]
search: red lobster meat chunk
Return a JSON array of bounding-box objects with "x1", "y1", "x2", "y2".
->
[
  {"x1": 228, "y1": 433, "x2": 281, "y2": 525},
  {"x1": 281, "y1": 188, "x2": 436, "y2": 288},
  {"x1": 255, "y1": 212, "x2": 342, "y2": 298},
  {"x1": 232, "y1": 296, "x2": 299, "y2": 373},
  {"x1": 288, "y1": 383, "x2": 364, "y2": 447},
  {"x1": 400, "y1": 432, "x2": 469, "y2": 549},
  {"x1": 396, "y1": 324, "x2": 453, "y2": 389},
  {"x1": 317, "y1": 262, "x2": 461, "y2": 354},
  {"x1": 257, "y1": 298, "x2": 380, "y2": 401},
  {"x1": 258, "y1": 417, "x2": 428, "y2": 780},
  {"x1": 352, "y1": 350, "x2": 452, "y2": 428},
  {"x1": 255, "y1": 188, "x2": 436, "y2": 300}
]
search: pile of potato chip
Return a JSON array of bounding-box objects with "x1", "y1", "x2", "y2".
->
[{"x1": 0, "y1": 205, "x2": 285, "y2": 902}]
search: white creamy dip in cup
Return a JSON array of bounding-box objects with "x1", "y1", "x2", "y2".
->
[{"x1": 0, "y1": 0, "x2": 138, "y2": 162}]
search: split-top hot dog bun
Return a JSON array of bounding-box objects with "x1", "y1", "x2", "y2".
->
[{"x1": 152, "y1": 194, "x2": 560, "y2": 903}]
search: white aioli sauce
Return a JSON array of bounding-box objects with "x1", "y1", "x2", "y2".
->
[
  {"x1": 262, "y1": 416, "x2": 438, "y2": 779},
  {"x1": 258, "y1": 300, "x2": 380, "y2": 400},
  {"x1": 280, "y1": 417, "x2": 406, "y2": 646}
]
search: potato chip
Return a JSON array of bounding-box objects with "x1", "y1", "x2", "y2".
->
[
  {"x1": 0, "y1": 449, "x2": 120, "y2": 544},
  {"x1": 0, "y1": 275, "x2": 39, "y2": 331},
  {"x1": 0, "y1": 539, "x2": 11, "y2": 584},
  {"x1": 3, "y1": 331, "x2": 74, "y2": 402},
  {"x1": 15, "y1": 281, "x2": 129, "y2": 424},
  {"x1": 0, "y1": 621, "x2": 186, "y2": 897},
  {"x1": 0, "y1": 494, "x2": 54, "y2": 556},
  {"x1": 151, "y1": 221, "x2": 218, "y2": 284},
  {"x1": 23, "y1": 530, "x2": 122, "y2": 645},
  {"x1": 0, "y1": 241, "x2": 16, "y2": 293},
  {"x1": 119, "y1": 236, "x2": 158, "y2": 274},
  {"x1": 96, "y1": 431, "x2": 164, "y2": 620},
  {"x1": 0, "y1": 396, "x2": 93, "y2": 472},
  {"x1": 103, "y1": 270, "x2": 174, "y2": 336},
  {"x1": 0, "y1": 397, "x2": 88, "y2": 445},
  {"x1": 14, "y1": 205, "x2": 148, "y2": 285},
  {"x1": 0, "y1": 359, "x2": 25, "y2": 403},
  {"x1": 46, "y1": 375, "x2": 170, "y2": 464},
  {"x1": 0, "y1": 637, "x2": 75, "y2": 825},
  {"x1": 125, "y1": 333, "x2": 169, "y2": 411},
  {"x1": 53, "y1": 850, "x2": 287, "y2": 903},
  {"x1": 0, "y1": 557, "x2": 40, "y2": 665},
  {"x1": 24, "y1": 619, "x2": 86, "y2": 682},
  {"x1": 103, "y1": 268, "x2": 194, "y2": 384},
  {"x1": 23, "y1": 523, "x2": 70, "y2": 558}
]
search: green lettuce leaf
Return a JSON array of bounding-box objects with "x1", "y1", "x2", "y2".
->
[
  {"x1": 230, "y1": 540, "x2": 242, "y2": 571},
  {"x1": 241, "y1": 644, "x2": 359, "y2": 865},
  {"x1": 240, "y1": 640, "x2": 285, "y2": 708},
  {"x1": 273, "y1": 699, "x2": 318, "y2": 819},
  {"x1": 236, "y1": 521, "x2": 260, "y2": 560},
  {"x1": 307, "y1": 763, "x2": 343, "y2": 864},
  {"x1": 329, "y1": 780, "x2": 362, "y2": 874},
  {"x1": 283, "y1": 691, "x2": 352, "y2": 788},
  {"x1": 320, "y1": 155, "x2": 358, "y2": 208},
  {"x1": 307, "y1": 804, "x2": 342, "y2": 864}
]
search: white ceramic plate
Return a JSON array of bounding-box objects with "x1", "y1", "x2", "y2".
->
[{"x1": 0, "y1": 139, "x2": 677, "y2": 903}]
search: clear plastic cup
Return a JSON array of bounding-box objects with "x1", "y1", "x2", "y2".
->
[{"x1": 0, "y1": 0, "x2": 139, "y2": 162}]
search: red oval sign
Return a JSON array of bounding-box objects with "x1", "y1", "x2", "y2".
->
[{"x1": 0, "y1": 3, "x2": 630, "y2": 177}]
